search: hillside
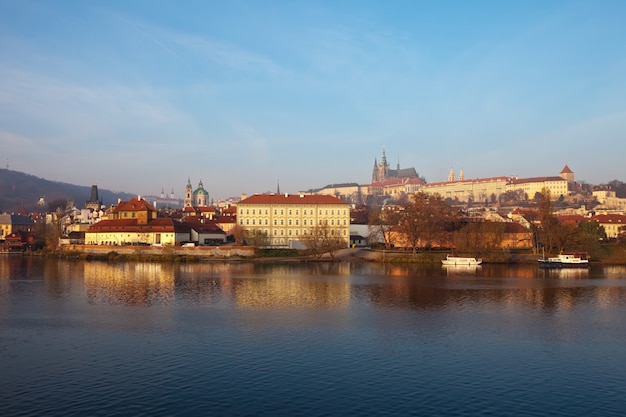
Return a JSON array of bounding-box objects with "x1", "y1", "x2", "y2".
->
[{"x1": 0, "y1": 169, "x2": 135, "y2": 213}]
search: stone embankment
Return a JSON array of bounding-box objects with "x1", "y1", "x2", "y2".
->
[{"x1": 61, "y1": 244, "x2": 255, "y2": 258}]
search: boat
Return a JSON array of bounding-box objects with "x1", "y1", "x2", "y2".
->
[
  {"x1": 441, "y1": 255, "x2": 482, "y2": 266},
  {"x1": 538, "y1": 252, "x2": 589, "y2": 268}
]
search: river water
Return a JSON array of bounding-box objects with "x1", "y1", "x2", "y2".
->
[{"x1": 1, "y1": 256, "x2": 626, "y2": 416}]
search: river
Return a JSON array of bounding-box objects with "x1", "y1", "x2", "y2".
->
[{"x1": 1, "y1": 256, "x2": 626, "y2": 416}]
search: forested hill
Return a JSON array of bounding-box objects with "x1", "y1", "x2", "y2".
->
[{"x1": 0, "y1": 169, "x2": 135, "y2": 213}]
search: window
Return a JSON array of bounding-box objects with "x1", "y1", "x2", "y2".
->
[
  {"x1": 252, "y1": 209, "x2": 255, "y2": 215},
  {"x1": 246, "y1": 209, "x2": 249, "y2": 215},
  {"x1": 331, "y1": 210, "x2": 334, "y2": 215},
  {"x1": 281, "y1": 220, "x2": 284, "y2": 225},
  {"x1": 274, "y1": 209, "x2": 277, "y2": 215},
  {"x1": 265, "y1": 219, "x2": 268, "y2": 225},
  {"x1": 246, "y1": 219, "x2": 249, "y2": 225},
  {"x1": 274, "y1": 219, "x2": 277, "y2": 225},
  {"x1": 288, "y1": 230, "x2": 292, "y2": 236},
  {"x1": 304, "y1": 220, "x2": 307, "y2": 226},
  {"x1": 281, "y1": 209, "x2": 284, "y2": 215},
  {"x1": 289, "y1": 210, "x2": 292, "y2": 215},
  {"x1": 289, "y1": 220, "x2": 292, "y2": 225},
  {"x1": 295, "y1": 220, "x2": 299, "y2": 225}
]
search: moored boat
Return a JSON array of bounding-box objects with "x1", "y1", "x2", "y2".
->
[
  {"x1": 538, "y1": 253, "x2": 589, "y2": 268},
  {"x1": 442, "y1": 255, "x2": 482, "y2": 266}
]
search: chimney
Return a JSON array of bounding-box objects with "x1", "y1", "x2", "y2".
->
[{"x1": 241, "y1": 193, "x2": 247, "y2": 201}]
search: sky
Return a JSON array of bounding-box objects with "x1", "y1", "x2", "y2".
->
[{"x1": 1, "y1": 0, "x2": 625, "y2": 200}]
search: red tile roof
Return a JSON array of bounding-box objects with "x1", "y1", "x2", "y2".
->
[
  {"x1": 112, "y1": 198, "x2": 157, "y2": 213},
  {"x1": 591, "y1": 214, "x2": 626, "y2": 224},
  {"x1": 560, "y1": 165, "x2": 573, "y2": 174},
  {"x1": 423, "y1": 176, "x2": 509, "y2": 187},
  {"x1": 88, "y1": 218, "x2": 185, "y2": 232},
  {"x1": 507, "y1": 176, "x2": 565, "y2": 184},
  {"x1": 239, "y1": 193, "x2": 348, "y2": 205}
]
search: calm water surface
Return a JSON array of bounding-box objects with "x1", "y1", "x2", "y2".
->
[{"x1": 1, "y1": 256, "x2": 626, "y2": 416}]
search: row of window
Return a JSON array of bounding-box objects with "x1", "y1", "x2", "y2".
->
[
  {"x1": 250, "y1": 229, "x2": 347, "y2": 237},
  {"x1": 241, "y1": 208, "x2": 348, "y2": 216},
  {"x1": 241, "y1": 218, "x2": 348, "y2": 226}
]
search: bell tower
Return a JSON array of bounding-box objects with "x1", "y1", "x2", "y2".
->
[{"x1": 184, "y1": 178, "x2": 193, "y2": 207}]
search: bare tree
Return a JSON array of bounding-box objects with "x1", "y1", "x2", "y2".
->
[
  {"x1": 230, "y1": 224, "x2": 246, "y2": 245},
  {"x1": 398, "y1": 192, "x2": 457, "y2": 252},
  {"x1": 244, "y1": 229, "x2": 270, "y2": 248},
  {"x1": 368, "y1": 205, "x2": 401, "y2": 249},
  {"x1": 301, "y1": 223, "x2": 346, "y2": 258}
]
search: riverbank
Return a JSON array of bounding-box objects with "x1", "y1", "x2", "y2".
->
[{"x1": 17, "y1": 244, "x2": 626, "y2": 265}]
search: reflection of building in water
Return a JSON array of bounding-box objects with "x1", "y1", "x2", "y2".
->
[
  {"x1": 235, "y1": 278, "x2": 351, "y2": 309},
  {"x1": 84, "y1": 262, "x2": 175, "y2": 306}
]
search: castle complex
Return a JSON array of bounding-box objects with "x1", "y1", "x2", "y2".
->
[{"x1": 371, "y1": 148, "x2": 419, "y2": 183}]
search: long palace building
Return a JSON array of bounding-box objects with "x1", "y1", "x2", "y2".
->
[{"x1": 237, "y1": 193, "x2": 350, "y2": 249}]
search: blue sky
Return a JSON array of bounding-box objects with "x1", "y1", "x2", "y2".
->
[{"x1": 1, "y1": 1, "x2": 625, "y2": 199}]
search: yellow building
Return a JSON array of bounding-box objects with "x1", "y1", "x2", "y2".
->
[
  {"x1": 237, "y1": 193, "x2": 351, "y2": 248},
  {"x1": 421, "y1": 176, "x2": 509, "y2": 203},
  {"x1": 506, "y1": 176, "x2": 568, "y2": 200},
  {"x1": 0, "y1": 214, "x2": 34, "y2": 240},
  {"x1": 85, "y1": 197, "x2": 190, "y2": 246}
]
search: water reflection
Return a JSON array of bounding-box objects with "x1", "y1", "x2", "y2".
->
[
  {"x1": 442, "y1": 264, "x2": 482, "y2": 275},
  {"x1": 2, "y1": 258, "x2": 626, "y2": 312},
  {"x1": 84, "y1": 262, "x2": 175, "y2": 306}
]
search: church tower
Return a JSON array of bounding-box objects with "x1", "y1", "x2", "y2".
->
[
  {"x1": 372, "y1": 148, "x2": 390, "y2": 183},
  {"x1": 448, "y1": 167, "x2": 455, "y2": 182},
  {"x1": 184, "y1": 178, "x2": 193, "y2": 207}
]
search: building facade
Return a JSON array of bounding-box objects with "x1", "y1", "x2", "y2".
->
[
  {"x1": 421, "y1": 176, "x2": 510, "y2": 203},
  {"x1": 506, "y1": 176, "x2": 568, "y2": 200},
  {"x1": 237, "y1": 193, "x2": 351, "y2": 248}
]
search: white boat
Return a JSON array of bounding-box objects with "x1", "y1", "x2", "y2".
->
[
  {"x1": 538, "y1": 253, "x2": 589, "y2": 268},
  {"x1": 441, "y1": 255, "x2": 482, "y2": 266}
]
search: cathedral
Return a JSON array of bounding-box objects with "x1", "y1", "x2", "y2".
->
[
  {"x1": 184, "y1": 178, "x2": 209, "y2": 207},
  {"x1": 371, "y1": 148, "x2": 419, "y2": 183}
]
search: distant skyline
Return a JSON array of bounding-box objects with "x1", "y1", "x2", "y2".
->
[{"x1": 1, "y1": 1, "x2": 625, "y2": 199}]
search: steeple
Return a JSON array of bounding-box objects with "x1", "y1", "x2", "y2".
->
[
  {"x1": 184, "y1": 177, "x2": 193, "y2": 207},
  {"x1": 459, "y1": 168, "x2": 464, "y2": 181},
  {"x1": 397, "y1": 156, "x2": 400, "y2": 171},
  {"x1": 381, "y1": 147, "x2": 387, "y2": 166},
  {"x1": 277, "y1": 180, "x2": 281, "y2": 194},
  {"x1": 448, "y1": 167, "x2": 455, "y2": 182}
]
